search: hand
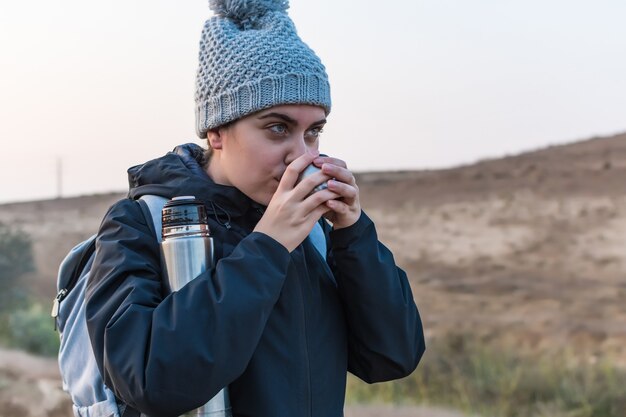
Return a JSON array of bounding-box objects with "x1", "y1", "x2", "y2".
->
[
  {"x1": 254, "y1": 152, "x2": 342, "y2": 252},
  {"x1": 313, "y1": 155, "x2": 361, "y2": 229}
]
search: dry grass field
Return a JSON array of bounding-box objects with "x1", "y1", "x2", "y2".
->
[{"x1": 1, "y1": 132, "x2": 626, "y2": 416}]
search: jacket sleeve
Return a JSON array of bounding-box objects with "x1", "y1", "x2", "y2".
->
[
  {"x1": 328, "y1": 210, "x2": 425, "y2": 383},
  {"x1": 85, "y1": 199, "x2": 290, "y2": 417}
]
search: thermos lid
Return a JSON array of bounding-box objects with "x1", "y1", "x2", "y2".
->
[{"x1": 162, "y1": 196, "x2": 208, "y2": 228}]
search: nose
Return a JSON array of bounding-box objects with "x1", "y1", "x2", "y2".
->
[{"x1": 285, "y1": 134, "x2": 316, "y2": 166}]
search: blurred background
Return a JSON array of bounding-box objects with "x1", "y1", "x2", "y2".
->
[{"x1": 1, "y1": 0, "x2": 626, "y2": 416}]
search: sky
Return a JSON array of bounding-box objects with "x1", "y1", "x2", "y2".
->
[{"x1": 1, "y1": 0, "x2": 625, "y2": 203}]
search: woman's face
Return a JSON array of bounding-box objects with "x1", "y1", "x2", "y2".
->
[{"x1": 206, "y1": 104, "x2": 327, "y2": 205}]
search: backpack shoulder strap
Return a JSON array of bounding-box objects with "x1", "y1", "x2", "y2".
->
[
  {"x1": 308, "y1": 218, "x2": 327, "y2": 260},
  {"x1": 137, "y1": 195, "x2": 169, "y2": 243}
]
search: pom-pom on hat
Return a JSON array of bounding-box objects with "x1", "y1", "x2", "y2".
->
[{"x1": 195, "y1": 0, "x2": 332, "y2": 138}]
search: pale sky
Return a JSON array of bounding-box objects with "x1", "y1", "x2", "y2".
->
[{"x1": 1, "y1": 0, "x2": 625, "y2": 203}]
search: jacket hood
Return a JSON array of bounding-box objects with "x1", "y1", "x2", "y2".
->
[{"x1": 127, "y1": 143, "x2": 260, "y2": 220}]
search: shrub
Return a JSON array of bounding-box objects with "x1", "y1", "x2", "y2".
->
[
  {"x1": 346, "y1": 333, "x2": 626, "y2": 417},
  {"x1": 8, "y1": 303, "x2": 60, "y2": 357},
  {"x1": 0, "y1": 222, "x2": 34, "y2": 341},
  {"x1": 0, "y1": 221, "x2": 34, "y2": 296}
]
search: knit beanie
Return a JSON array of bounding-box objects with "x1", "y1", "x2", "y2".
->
[{"x1": 195, "y1": 0, "x2": 332, "y2": 138}]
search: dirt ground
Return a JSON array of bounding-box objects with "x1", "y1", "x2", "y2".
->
[
  {"x1": 0, "y1": 348, "x2": 71, "y2": 417},
  {"x1": 1, "y1": 132, "x2": 626, "y2": 416}
]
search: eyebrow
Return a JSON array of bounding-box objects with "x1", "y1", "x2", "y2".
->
[{"x1": 257, "y1": 112, "x2": 326, "y2": 127}]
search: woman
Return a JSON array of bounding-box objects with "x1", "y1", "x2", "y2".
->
[{"x1": 85, "y1": 1, "x2": 425, "y2": 416}]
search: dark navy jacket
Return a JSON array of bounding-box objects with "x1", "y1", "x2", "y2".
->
[{"x1": 85, "y1": 144, "x2": 425, "y2": 417}]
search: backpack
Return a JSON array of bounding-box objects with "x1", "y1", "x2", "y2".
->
[
  {"x1": 52, "y1": 195, "x2": 168, "y2": 417},
  {"x1": 52, "y1": 195, "x2": 328, "y2": 417}
]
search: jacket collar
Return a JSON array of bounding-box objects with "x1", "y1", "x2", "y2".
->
[{"x1": 127, "y1": 143, "x2": 262, "y2": 221}]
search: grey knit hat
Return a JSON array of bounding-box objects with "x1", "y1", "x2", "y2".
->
[{"x1": 194, "y1": 0, "x2": 332, "y2": 138}]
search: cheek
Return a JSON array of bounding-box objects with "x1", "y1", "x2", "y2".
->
[{"x1": 253, "y1": 148, "x2": 285, "y2": 173}]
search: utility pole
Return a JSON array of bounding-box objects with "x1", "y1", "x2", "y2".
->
[{"x1": 56, "y1": 157, "x2": 63, "y2": 199}]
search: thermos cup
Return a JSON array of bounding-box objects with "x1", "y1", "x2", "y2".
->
[
  {"x1": 160, "y1": 196, "x2": 232, "y2": 417},
  {"x1": 296, "y1": 153, "x2": 329, "y2": 194}
]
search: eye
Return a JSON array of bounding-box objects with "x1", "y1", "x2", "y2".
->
[
  {"x1": 305, "y1": 126, "x2": 324, "y2": 141},
  {"x1": 268, "y1": 124, "x2": 288, "y2": 136}
]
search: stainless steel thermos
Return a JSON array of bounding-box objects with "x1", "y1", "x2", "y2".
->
[{"x1": 159, "y1": 196, "x2": 232, "y2": 417}]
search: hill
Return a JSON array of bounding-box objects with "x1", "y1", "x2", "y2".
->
[{"x1": 358, "y1": 131, "x2": 626, "y2": 363}]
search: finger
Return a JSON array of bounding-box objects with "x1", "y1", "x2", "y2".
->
[
  {"x1": 325, "y1": 199, "x2": 351, "y2": 214},
  {"x1": 278, "y1": 151, "x2": 319, "y2": 192},
  {"x1": 300, "y1": 188, "x2": 341, "y2": 213},
  {"x1": 309, "y1": 203, "x2": 333, "y2": 223},
  {"x1": 292, "y1": 169, "x2": 332, "y2": 200},
  {"x1": 321, "y1": 163, "x2": 356, "y2": 186},
  {"x1": 313, "y1": 155, "x2": 347, "y2": 169},
  {"x1": 326, "y1": 179, "x2": 358, "y2": 200}
]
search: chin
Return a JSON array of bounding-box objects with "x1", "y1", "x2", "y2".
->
[
  {"x1": 259, "y1": 194, "x2": 273, "y2": 207},
  {"x1": 247, "y1": 191, "x2": 272, "y2": 207},
  {"x1": 246, "y1": 182, "x2": 277, "y2": 207}
]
